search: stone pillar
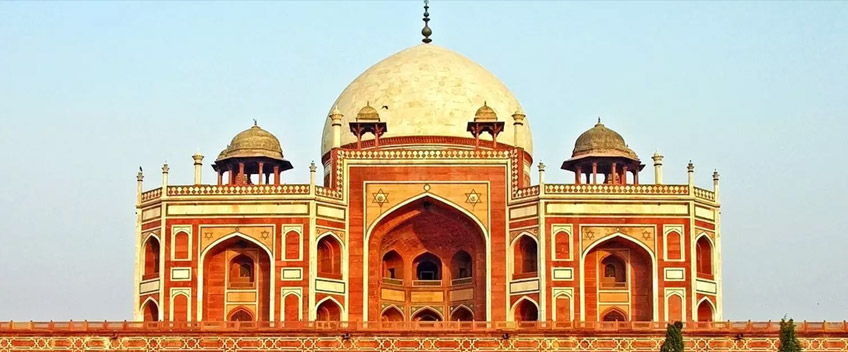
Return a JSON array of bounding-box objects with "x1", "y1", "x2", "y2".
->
[
  {"x1": 274, "y1": 165, "x2": 281, "y2": 186},
  {"x1": 512, "y1": 109, "x2": 526, "y2": 149},
  {"x1": 161, "y1": 163, "x2": 169, "y2": 196},
  {"x1": 687, "y1": 161, "x2": 695, "y2": 185},
  {"x1": 652, "y1": 150, "x2": 664, "y2": 185},
  {"x1": 538, "y1": 162, "x2": 546, "y2": 185},
  {"x1": 592, "y1": 162, "x2": 598, "y2": 184},
  {"x1": 329, "y1": 107, "x2": 343, "y2": 149},
  {"x1": 713, "y1": 170, "x2": 720, "y2": 201},
  {"x1": 309, "y1": 161, "x2": 317, "y2": 186},
  {"x1": 258, "y1": 162, "x2": 265, "y2": 185},
  {"x1": 575, "y1": 166, "x2": 582, "y2": 185},
  {"x1": 136, "y1": 167, "x2": 144, "y2": 206},
  {"x1": 192, "y1": 152, "x2": 204, "y2": 185}
]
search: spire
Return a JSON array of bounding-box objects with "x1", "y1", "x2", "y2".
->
[{"x1": 421, "y1": 0, "x2": 432, "y2": 44}]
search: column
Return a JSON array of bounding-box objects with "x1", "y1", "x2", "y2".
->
[{"x1": 258, "y1": 162, "x2": 265, "y2": 185}]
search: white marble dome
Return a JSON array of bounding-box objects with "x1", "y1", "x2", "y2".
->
[{"x1": 321, "y1": 44, "x2": 532, "y2": 156}]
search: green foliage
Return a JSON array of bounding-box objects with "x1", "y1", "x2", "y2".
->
[
  {"x1": 660, "y1": 321, "x2": 684, "y2": 352},
  {"x1": 778, "y1": 318, "x2": 803, "y2": 352}
]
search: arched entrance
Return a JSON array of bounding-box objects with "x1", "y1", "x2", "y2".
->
[
  {"x1": 141, "y1": 299, "x2": 159, "y2": 322},
  {"x1": 584, "y1": 236, "x2": 654, "y2": 321},
  {"x1": 367, "y1": 197, "x2": 487, "y2": 321},
  {"x1": 697, "y1": 299, "x2": 715, "y2": 322},
  {"x1": 513, "y1": 299, "x2": 539, "y2": 322},
  {"x1": 201, "y1": 235, "x2": 272, "y2": 321},
  {"x1": 316, "y1": 298, "x2": 342, "y2": 321}
]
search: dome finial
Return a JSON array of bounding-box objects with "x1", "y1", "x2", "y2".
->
[
  {"x1": 421, "y1": 0, "x2": 432, "y2": 44},
  {"x1": 253, "y1": 119, "x2": 257, "y2": 126}
]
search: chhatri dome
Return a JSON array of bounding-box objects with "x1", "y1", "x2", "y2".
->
[
  {"x1": 321, "y1": 43, "x2": 533, "y2": 156},
  {"x1": 571, "y1": 119, "x2": 638, "y2": 160}
]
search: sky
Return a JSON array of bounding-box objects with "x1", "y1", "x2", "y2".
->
[{"x1": 0, "y1": 1, "x2": 846, "y2": 322}]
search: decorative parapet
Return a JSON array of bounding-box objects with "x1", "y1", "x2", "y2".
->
[
  {"x1": 544, "y1": 184, "x2": 689, "y2": 195},
  {"x1": 338, "y1": 149, "x2": 511, "y2": 160},
  {"x1": 140, "y1": 188, "x2": 161, "y2": 202},
  {"x1": 167, "y1": 185, "x2": 311, "y2": 196},
  {"x1": 513, "y1": 186, "x2": 540, "y2": 199},
  {"x1": 315, "y1": 186, "x2": 343, "y2": 200},
  {"x1": 693, "y1": 187, "x2": 716, "y2": 202}
]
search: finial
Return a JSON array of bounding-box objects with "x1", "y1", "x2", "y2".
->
[
  {"x1": 687, "y1": 160, "x2": 694, "y2": 172},
  {"x1": 162, "y1": 162, "x2": 170, "y2": 173},
  {"x1": 538, "y1": 162, "x2": 546, "y2": 172},
  {"x1": 421, "y1": 0, "x2": 432, "y2": 44},
  {"x1": 713, "y1": 169, "x2": 720, "y2": 181},
  {"x1": 253, "y1": 119, "x2": 258, "y2": 126},
  {"x1": 139, "y1": 166, "x2": 143, "y2": 173},
  {"x1": 309, "y1": 161, "x2": 317, "y2": 172}
]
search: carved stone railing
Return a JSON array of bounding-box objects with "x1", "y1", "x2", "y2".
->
[
  {"x1": 315, "y1": 186, "x2": 343, "y2": 200},
  {"x1": 140, "y1": 188, "x2": 161, "y2": 202},
  {"x1": 339, "y1": 149, "x2": 511, "y2": 160},
  {"x1": 693, "y1": 187, "x2": 716, "y2": 202},
  {"x1": 544, "y1": 184, "x2": 690, "y2": 195},
  {"x1": 166, "y1": 185, "x2": 311, "y2": 197},
  {"x1": 513, "y1": 186, "x2": 540, "y2": 199}
]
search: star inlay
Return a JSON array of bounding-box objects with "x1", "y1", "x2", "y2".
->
[
  {"x1": 465, "y1": 190, "x2": 483, "y2": 208},
  {"x1": 372, "y1": 189, "x2": 389, "y2": 208},
  {"x1": 260, "y1": 230, "x2": 270, "y2": 240},
  {"x1": 584, "y1": 231, "x2": 595, "y2": 240},
  {"x1": 203, "y1": 232, "x2": 212, "y2": 240},
  {"x1": 642, "y1": 230, "x2": 652, "y2": 241}
]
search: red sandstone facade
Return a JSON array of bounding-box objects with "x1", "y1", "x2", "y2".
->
[{"x1": 125, "y1": 40, "x2": 729, "y2": 327}]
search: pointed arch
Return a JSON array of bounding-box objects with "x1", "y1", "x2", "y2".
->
[
  {"x1": 553, "y1": 290, "x2": 574, "y2": 322},
  {"x1": 450, "y1": 304, "x2": 474, "y2": 321},
  {"x1": 696, "y1": 297, "x2": 716, "y2": 322},
  {"x1": 317, "y1": 234, "x2": 343, "y2": 279},
  {"x1": 140, "y1": 297, "x2": 159, "y2": 322},
  {"x1": 601, "y1": 307, "x2": 628, "y2": 322},
  {"x1": 552, "y1": 230, "x2": 571, "y2": 260},
  {"x1": 196, "y1": 232, "x2": 275, "y2": 321},
  {"x1": 363, "y1": 194, "x2": 491, "y2": 321},
  {"x1": 695, "y1": 233, "x2": 715, "y2": 279},
  {"x1": 411, "y1": 306, "x2": 443, "y2": 321},
  {"x1": 380, "y1": 305, "x2": 404, "y2": 322},
  {"x1": 142, "y1": 235, "x2": 161, "y2": 279},
  {"x1": 228, "y1": 307, "x2": 254, "y2": 321},
  {"x1": 170, "y1": 290, "x2": 190, "y2": 322},
  {"x1": 366, "y1": 193, "x2": 488, "y2": 242},
  {"x1": 511, "y1": 233, "x2": 539, "y2": 278},
  {"x1": 665, "y1": 290, "x2": 685, "y2": 323},
  {"x1": 315, "y1": 296, "x2": 343, "y2": 321},
  {"x1": 281, "y1": 290, "x2": 302, "y2": 322},
  {"x1": 580, "y1": 232, "x2": 659, "y2": 321},
  {"x1": 511, "y1": 296, "x2": 539, "y2": 322}
]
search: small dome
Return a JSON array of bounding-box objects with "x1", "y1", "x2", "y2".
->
[
  {"x1": 216, "y1": 124, "x2": 285, "y2": 162},
  {"x1": 571, "y1": 120, "x2": 638, "y2": 160},
  {"x1": 474, "y1": 102, "x2": 497, "y2": 121},
  {"x1": 356, "y1": 103, "x2": 380, "y2": 121}
]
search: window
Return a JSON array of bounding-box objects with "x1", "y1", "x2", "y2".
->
[
  {"x1": 317, "y1": 236, "x2": 342, "y2": 279},
  {"x1": 600, "y1": 255, "x2": 626, "y2": 289},
  {"x1": 451, "y1": 250, "x2": 472, "y2": 280},
  {"x1": 382, "y1": 250, "x2": 403, "y2": 282},
  {"x1": 143, "y1": 237, "x2": 160, "y2": 279},
  {"x1": 513, "y1": 236, "x2": 538, "y2": 278},
  {"x1": 696, "y1": 236, "x2": 713, "y2": 278},
  {"x1": 229, "y1": 254, "x2": 254, "y2": 288},
  {"x1": 414, "y1": 253, "x2": 442, "y2": 281}
]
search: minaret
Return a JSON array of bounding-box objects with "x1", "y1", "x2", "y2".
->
[
  {"x1": 192, "y1": 152, "x2": 204, "y2": 185},
  {"x1": 162, "y1": 163, "x2": 170, "y2": 197},
  {"x1": 512, "y1": 108, "x2": 526, "y2": 148},
  {"x1": 713, "y1": 170, "x2": 720, "y2": 201},
  {"x1": 687, "y1": 161, "x2": 695, "y2": 185},
  {"x1": 652, "y1": 150, "x2": 664, "y2": 184},
  {"x1": 329, "y1": 107, "x2": 343, "y2": 149},
  {"x1": 136, "y1": 167, "x2": 144, "y2": 206}
]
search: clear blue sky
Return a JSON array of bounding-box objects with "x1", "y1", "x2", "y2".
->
[{"x1": 0, "y1": 1, "x2": 846, "y2": 321}]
